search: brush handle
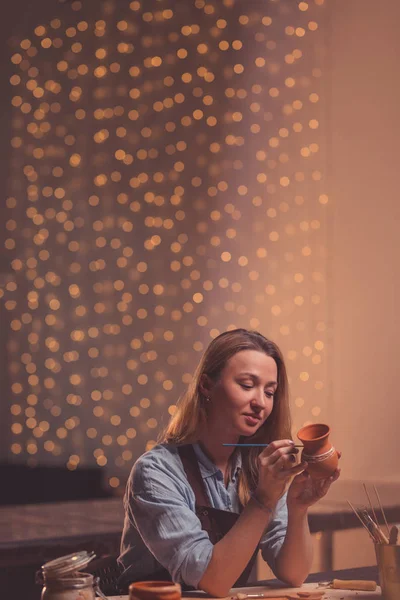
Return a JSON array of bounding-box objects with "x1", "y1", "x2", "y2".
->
[
  {"x1": 332, "y1": 579, "x2": 377, "y2": 591},
  {"x1": 389, "y1": 524, "x2": 399, "y2": 544},
  {"x1": 222, "y1": 443, "x2": 303, "y2": 447}
]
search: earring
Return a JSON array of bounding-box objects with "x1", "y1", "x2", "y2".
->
[{"x1": 205, "y1": 397, "x2": 210, "y2": 402}]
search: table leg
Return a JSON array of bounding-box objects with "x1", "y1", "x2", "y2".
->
[{"x1": 319, "y1": 531, "x2": 334, "y2": 571}]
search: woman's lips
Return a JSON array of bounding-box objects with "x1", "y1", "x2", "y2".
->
[{"x1": 243, "y1": 415, "x2": 260, "y2": 427}]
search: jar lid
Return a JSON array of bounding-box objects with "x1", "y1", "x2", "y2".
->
[{"x1": 42, "y1": 551, "x2": 96, "y2": 579}]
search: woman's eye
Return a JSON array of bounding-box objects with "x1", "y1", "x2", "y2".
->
[
  {"x1": 240, "y1": 383, "x2": 252, "y2": 389},
  {"x1": 265, "y1": 391, "x2": 274, "y2": 398}
]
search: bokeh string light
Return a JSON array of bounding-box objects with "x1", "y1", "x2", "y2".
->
[{"x1": 2, "y1": 0, "x2": 328, "y2": 491}]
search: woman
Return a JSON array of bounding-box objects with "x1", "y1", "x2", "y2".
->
[{"x1": 118, "y1": 329, "x2": 340, "y2": 596}]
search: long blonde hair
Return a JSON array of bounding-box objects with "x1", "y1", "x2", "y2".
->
[{"x1": 159, "y1": 328, "x2": 292, "y2": 505}]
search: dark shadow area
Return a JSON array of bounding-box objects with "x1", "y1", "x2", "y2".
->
[{"x1": 0, "y1": 463, "x2": 112, "y2": 505}]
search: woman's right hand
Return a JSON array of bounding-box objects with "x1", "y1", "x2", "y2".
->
[{"x1": 254, "y1": 439, "x2": 307, "y2": 510}]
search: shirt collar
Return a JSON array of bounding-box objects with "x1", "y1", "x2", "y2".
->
[{"x1": 193, "y1": 442, "x2": 242, "y2": 480}]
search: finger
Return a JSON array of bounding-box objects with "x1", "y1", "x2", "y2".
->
[
  {"x1": 268, "y1": 445, "x2": 299, "y2": 465},
  {"x1": 284, "y1": 451, "x2": 301, "y2": 466},
  {"x1": 259, "y1": 439, "x2": 296, "y2": 459},
  {"x1": 319, "y1": 479, "x2": 332, "y2": 496},
  {"x1": 326, "y1": 468, "x2": 340, "y2": 484},
  {"x1": 269, "y1": 454, "x2": 298, "y2": 477},
  {"x1": 317, "y1": 470, "x2": 340, "y2": 496},
  {"x1": 290, "y1": 470, "x2": 309, "y2": 486},
  {"x1": 275, "y1": 460, "x2": 308, "y2": 479}
]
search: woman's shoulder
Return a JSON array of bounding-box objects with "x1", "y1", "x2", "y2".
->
[
  {"x1": 135, "y1": 442, "x2": 179, "y2": 466},
  {"x1": 131, "y1": 443, "x2": 183, "y2": 480},
  {"x1": 128, "y1": 443, "x2": 191, "y2": 497}
]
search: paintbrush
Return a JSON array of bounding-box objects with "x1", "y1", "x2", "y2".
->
[
  {"x1": 373, "y1": 484, "x2": 391, "y2": 537},
  {"x1": 361, "y1": 509, "x2": 389, "y2": 544},
  {"x1": 389, "y1": 525, "x2": 399, "y2": 545},
  {"x1": 223, "y1": 443, "x2": 303, "y2": 448},
  {"x1": 362, "y1": 483, "x2": 390, "y2": 543},
  {"x1": 347, "y1": 501, "x2": 378, "y2": 542}
]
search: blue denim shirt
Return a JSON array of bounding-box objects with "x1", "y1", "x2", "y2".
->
[{"x1": 118, "y1": 443, "x2": 288, "y2": 589}]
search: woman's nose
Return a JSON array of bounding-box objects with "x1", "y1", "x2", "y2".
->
[{"x1": 250, "y1": 388, "x2": 265, "y2": 408}]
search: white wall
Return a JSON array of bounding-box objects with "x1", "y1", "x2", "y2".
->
[{"x1": 330, "y1": 0, "x2": 400, "y2": 480}]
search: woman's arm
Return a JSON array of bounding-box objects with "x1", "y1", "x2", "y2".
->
[
  {"x1": 273, "y1": 467, "x2": 341, "y2": 587},
  {"x1": 273, "y1": 506, "x2": 312, "y2": 587},
  {"x1": 200, "y1": 498, "x2": 312, "y2": 597},
  {"x1": 199, "y1": 441, "x2": 306, "y2": 597},
  {"x1": 199, "y1": 496, "x2": 272, "y2": 597}
]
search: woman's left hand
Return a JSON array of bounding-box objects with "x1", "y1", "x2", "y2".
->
[{"x1": 287, "y1": 451, "x2": 341, "y2": 512}]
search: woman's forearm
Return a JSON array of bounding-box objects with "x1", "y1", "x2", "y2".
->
[
  {"x1": 198, "y1": 498, "x2": 273, "y2": 597},
  {"x1": 274, "y1": 508, "x2": 313, "y2": 587}
]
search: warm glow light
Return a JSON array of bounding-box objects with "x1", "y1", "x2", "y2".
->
[{"x1": 2, "y1": 0, "x2": 327, "y2": 490}]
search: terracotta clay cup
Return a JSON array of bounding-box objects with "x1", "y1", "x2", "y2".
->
[
  {"x1": 297, "y1": 423, "x2": 338, "y2": 479},
  {"x1": 129, "y1": 581, "x2": 181, "y2": 600}
]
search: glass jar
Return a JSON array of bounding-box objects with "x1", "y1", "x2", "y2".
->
[
  {"x1": 38, "y1": 551, "x2": 103, "y2": 600},
  {"x1": 41, "y1": 573, "x2": 96, "y2": 600}
]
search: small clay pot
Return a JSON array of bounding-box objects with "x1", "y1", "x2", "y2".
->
[
  {"x1": 129, "y1": 581, "x2": 181, "y2": 600},
  {"x1": 297, "y1": 423, "x2": 338, "y2": 480}
]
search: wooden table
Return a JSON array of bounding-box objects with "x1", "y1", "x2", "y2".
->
[
  {"x1": 108, "y1": 582, "x2": 381, "y2": 600},
  {"x1": 0, "y1": 497, "x2": 124, "y2": 600},
  {"x1": 0, "y1": 497, "x2": 124, "y2": 567},
  {"x1": 108, "y1": 567, "x2": 382, "y2": 599}
]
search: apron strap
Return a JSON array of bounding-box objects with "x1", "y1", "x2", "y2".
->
[
  {"x1": 177, "y1": 444, "x2": 211, "y2": 508},
  {"x1": 176, "y1": 444, "x2": 258, "y2": 588}
]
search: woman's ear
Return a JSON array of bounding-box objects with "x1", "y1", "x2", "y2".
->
[{"x1": 199, "y1": 374, "x2": 214, "y2": 400}]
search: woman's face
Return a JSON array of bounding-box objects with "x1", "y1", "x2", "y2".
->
[{"x1": 205, "y1": 349, "x2": 278, "y2": 438}]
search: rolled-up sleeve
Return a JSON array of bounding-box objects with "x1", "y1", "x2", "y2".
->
[
  {"x1": 259, "y1": 492, "x2": 288, "y2": 574},
  {"x1": 127, "y1": 457, "x2": 214, "y2": 589}
]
